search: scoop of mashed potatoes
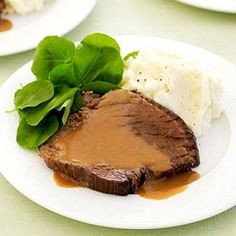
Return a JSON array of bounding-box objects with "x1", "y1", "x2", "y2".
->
[
  {"x1": 121, "y1": 49, "x2": 223, "y2": 137},
  {"x1": 4, "y1": 0, "x2": 50, "y2": 15}
]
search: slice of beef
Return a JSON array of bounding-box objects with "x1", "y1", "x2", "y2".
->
[{"x1": 39, "y1": 90, "x2": 199, "y2": 195}]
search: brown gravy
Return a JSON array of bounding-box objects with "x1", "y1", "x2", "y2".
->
[
  {"x1": 0, "y1": 18, "x2": 12, "y2": 32},
  {"x1": 54, "y1": 90, "x2": 199, "y2": 199},
  {"x1": 137, "y1": 171, "x2": 200, "y2": 200},
  {"x1": 56, "y1": 90, "x2": 171, "y2": 173},
  {"x1": 53, "y1": 172, "x2": 80, "y2": 188}
]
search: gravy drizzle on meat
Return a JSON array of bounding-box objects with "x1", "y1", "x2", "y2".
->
[
  {"x1": 40, "y1": 90, "x2": 200, "y2": 196},
  {"x1": 56, "y1": 90, "x2": 171, "y2": 173}
]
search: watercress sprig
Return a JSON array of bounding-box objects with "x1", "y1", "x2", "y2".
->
[{"x1": 15, "y1": 33, "x2": 123, "y2": 148}]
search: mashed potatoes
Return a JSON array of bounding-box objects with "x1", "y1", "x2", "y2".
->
[
  {"x1": 4, "y1": 0, "x2": 50, "y2": 15},
  {"x1": 121, "y1": 49, "x2": 223, "y2": 137}
]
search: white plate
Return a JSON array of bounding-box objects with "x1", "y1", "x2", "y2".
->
[
  {"x1": 0, "y1": 0, "x2": 96, "y2": 56},
  {"x1": 176, "y1": 0, "x2": 236, "y2": 13},
  {"x1": 0, "y1": 36, "x2": 236, "y2": 229}
]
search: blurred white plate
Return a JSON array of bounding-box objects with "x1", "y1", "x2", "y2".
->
[
  {"x1": 0, "y1": 36, "x2": 236, "y2": 229},
  {"x1": 176, "y1": 0, "x2": 236, "y2": 13},
  {"x1": 0, "y1": 0, "x2": 96, "y2": 56}
]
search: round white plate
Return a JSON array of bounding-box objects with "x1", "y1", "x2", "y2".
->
[
  {"x1": 0, "y1": 36, "x2": 236, "y2": 229},
  {"x1": 176, "y1": 0, "x2": 236, "y2": 13},
  {"x1": 0, "y1": 0, "x2": 97, "y2": 56}
]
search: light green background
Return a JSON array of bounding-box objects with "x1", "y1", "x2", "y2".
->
[{"x1": 0, "y1": 0, "x2": 236, "y2": 235}]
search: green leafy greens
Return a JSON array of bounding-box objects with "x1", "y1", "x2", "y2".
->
[
  {"x1": 17, "y1": 114, "x2": 59, "y2": 148},
  {"x1": 15, "y1": 33, "x2": 124, "y2": 148},
  {"x1": 14, "y1": 80, "x2": 54, "y2": 109}
]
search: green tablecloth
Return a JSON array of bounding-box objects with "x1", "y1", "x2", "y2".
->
[{"x1": 1, "y1": 0, "x2": 236, "y2": 235}]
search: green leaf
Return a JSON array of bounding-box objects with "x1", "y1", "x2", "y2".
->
[
  {"x1": 74, "y1": 37, "x2": 123, "y2": 85},
  {"x1": 83, "y1": 81, "x2": 120, "y2": 94},
  {"x1": 49, "y1": 63, "x2": 80, "y2": 87},
  {"x1": 56, "y1": 99, "x2": 73, "y2": 125},
  {"x1": 76, "y1": 46, "x2": 123, "y2": 84},
  {"x1": 21, "y1": 84, "x2": 78, "y2": 126},
  {"x1": 71, "y1": 91, "x2": 83, "y2": 113},
  {"x1": 16, "y1": 114, "x2": 59, "y2": 148},
  {"x1": 92, "y1": 48, "x2": 124, "y2": 84},
  {"x1": 15, "y1": 33, "x2": 125, "y2": 148},
  {"x1": 14, "y1": 80, "x2": 54, "y2": 109},
  {"x1": 32, "y1": 36, "x2": 76, "y2": 80},
  {"x1": 81, "y1": 33, "x2": 120, "y2": 52},
  {"x1": 123, "y1": 51, "x2": 139, "y2": 61}
]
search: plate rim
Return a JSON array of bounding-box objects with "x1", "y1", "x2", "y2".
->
[
  {"x1": 0, "y1": 173, "x2": 235, "y2": 230},
  {"x1": 175, "y1": 0, "x2": 236, "y2": 13}
]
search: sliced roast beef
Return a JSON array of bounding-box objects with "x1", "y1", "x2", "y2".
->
[{"x1": 39, "y1": 90, "x2": 199, "y2": 195}]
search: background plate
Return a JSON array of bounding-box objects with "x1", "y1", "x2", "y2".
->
[
  {"x1": 0, "y1": 0, "x2": 97, "y2": 56},
  {"x1": 176, "y1": 0, "x2": 236, "y2": 13},
  {"x1": 0, "y1": 36, "x2": 236, "y2": 229}
]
